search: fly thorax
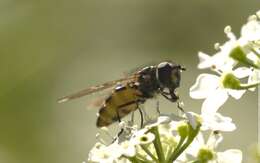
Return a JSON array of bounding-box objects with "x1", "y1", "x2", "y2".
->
[{"x1": 137, "y1": 66, "x2": 159, "y2": 98}]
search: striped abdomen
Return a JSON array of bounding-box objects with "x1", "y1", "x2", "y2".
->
[{"x1": 96, "y1": 84, "x2": 143, "y2": 127}]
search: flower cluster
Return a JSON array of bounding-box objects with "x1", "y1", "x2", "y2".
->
[
  {"x1": 88, "y1": 114, "x2": 201, "y2": 163},
  {"x1": 190, "y1": 10, "x2": 260, "y2": 116},
  {"x1": 188, "y1": 10, "x2": 260, "y2": 163},
  {"x1": 87, "y1": 112, "x2": 240, "y2": 163},
  {"x1": 86, "y1": 10, "x2": 260, "y2": 163}
]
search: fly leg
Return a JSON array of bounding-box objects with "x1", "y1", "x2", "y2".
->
[
  {"x1": 137, "y1": 103, "x2": 144, "y2": 128},
  {"x1": 130, "y1": 111, "x2": 135, "y2": 126},
  {"x1": 112, "y1": 109, "x2": 124, "y2": 143},
  {"x1": 160, "y1": 89, "x2": 185, "y2": 113},
  {"x1": 156, "y1": 100, "x2": 160, "y2": 116},
  {"x1": 177, "y1": 101, "x2": 185, "y2": 113}
]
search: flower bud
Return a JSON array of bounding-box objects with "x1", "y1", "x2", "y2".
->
[{"x1": 224, "y1": 25, "x2": 232, "y2": 34}]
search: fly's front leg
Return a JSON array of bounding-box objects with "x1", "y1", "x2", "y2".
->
[
  {"x1": 161, "y1": 92, "x2": 175, "y2": 102},
  {"x1": 169, "y1": 90, "x2": 185, "y2": 113},
  {"x1": 137, "y1": 103, "x2": 144, "y2": 128},
  {"x1": 156, "y1": 100, "x2": 160, "y2": 115},
  {"x1": 161, "y1": 89, "x2": 185, "y2": 113},
  {"x1": 177, "y1": 101, "x2": 185, "y2": 113}
]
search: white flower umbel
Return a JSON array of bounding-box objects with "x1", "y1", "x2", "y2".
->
[
  {"x1": 87, "y1": 101, "x2": 240, "y2": 163},
  {"x1": 87, "y1": 114, "x2": 201, "y2": 163},
  {"x1": 187, "y1": 10, "x2": 260, "y2": 163},
  {"x1": 198, "y1": 11, "x2": 260, "y2": 71}
]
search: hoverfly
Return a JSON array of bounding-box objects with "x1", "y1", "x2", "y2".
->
[{"x1": 58, "y1": 61, "x2": 185, "y2": 128}]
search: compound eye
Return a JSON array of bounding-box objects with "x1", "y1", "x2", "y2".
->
[{"x1": 171, "y1": 68, "x2": 181, "y2": 87}]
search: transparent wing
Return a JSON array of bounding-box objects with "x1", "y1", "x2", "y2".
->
[
  {"x1": 57, "y1": 75, "x2": 138, "y2": 103},
  {"x1": 123, "y1": 60, "x2": 173, "y2": 77},
  {"x1": 86, "y1": 93, "x2": 111, "y2": 110}
]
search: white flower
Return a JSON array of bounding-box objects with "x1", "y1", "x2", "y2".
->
[
  {"x1": 178, "y1": 131, "x2": 242, "y2": 163},
  {"x1": 240, "y1": 15, "x2": 260, "y2": 42},
  {"x1": 198, "y1": 13, "x2": 260, "y2": 71},
  {"x1": 176, "y1": 132, "x2": 219, "y2": 162},
  {"x1": 143, "y1": 115, "x2": 171, "y2": 129},
  {"x1": 197, "y1": 43, "x2": 236, "y2": 71},
  {"x1": 190, "y1": 73, "x2": 245, "y2": 115},
  {"x1": 88, "y1": 142, "x2": 123, "y2": 163},
  {"x1": 197, "y1": 25, "x2": 240, "y2": 71},
  {"x1": 131, "y1": 132, "x2": 155, "y2": 145},
  {"x1": 185, "y1": 132, "x2": 223, "y2": 157},
  {"x1": 119, "y1": 141, "x2": 136, "y2": 157}
]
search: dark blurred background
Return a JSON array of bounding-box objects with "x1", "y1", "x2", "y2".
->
[{"x1": 0, "y1": 0, "x2": 259, "y2": 162}]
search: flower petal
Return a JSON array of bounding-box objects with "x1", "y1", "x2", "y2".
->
[
  {"x1": 185, "y1": 112, "x2": 199, "y2": 129},
  {"x1": 198, "y1": 52, "x2": 213, "y2": 69},
  {"x1": 120, "y1": 141, "x2": 136, "y2": 157},
  {"x1": 206, "y1": 132, "x2": 223, "y2": 149},
  {"x1": 202, "y1": 113, "x2": 236, "y2": 132},
  {"x1": 201, "y1": 88, "x2": 228, "y2": 115},
  {"x1": 241, "y1": 19, "x2": 260, "y2": 41},
  {"x1": 248, "y1": 69, "x2": 260, "y2": 91},
  {"x1": 233, "y1": 67, "x2": 251, "y2": 78},
  {"x1": 217, "y1": 149, "x2": 243, "y2": 163},
  {"x1": 227, "y1": 89, "x2": 246, "y2": 99},
  {"x1": 185, "y1": 132, "x2": 205, "y2": 157},
  {"x1": 190, "y1": 74, "x2": 219, "y2": 99},
  {"x1": 247, "y1": 52, "x2": 260, "y2": 63}
]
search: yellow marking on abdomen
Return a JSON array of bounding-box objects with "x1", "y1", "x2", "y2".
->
[{"x1": 96, "y1": 84, "x2": 141, "y2": 127}]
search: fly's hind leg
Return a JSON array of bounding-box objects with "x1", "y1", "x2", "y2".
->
[
  {"x1": 130, "y1": 111, "x2": 135, "y2": 126},
  {"x1": 112, "y1": 108, "x2": 124, "y2": 143}
]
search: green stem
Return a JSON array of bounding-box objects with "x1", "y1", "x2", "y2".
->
[
  {"x1": 166, "y1": 136, "x2": 186, "y2": 162},
  {"x1": 167, "y1": 124, "x2": 201, "y2": 163},
  {"x1": 127, "y1": 156, "x2": 142, "y2": 163},
  {"x1": 171, "y1": 139, "x2": 194, "y2": 161},
  {"x1": 249, "y1": 45, "x2": 260, "y2": 59},
  {"x1": 150, "y1": 127, "x2": 166, "y2": 163},
  {"x1": 125, "y1": 154, "x2": 150, "y2": 163},
  {"x1": 165, "y1": 145, "x2": 174, "y2": 162},
  {"x1": 244, "y1": 59, "x2": 260, "y2": 69},
  {"x1": 239, "y1": 82, "x2": 260, "y2": 90},
  {"x1": 140, "y1": 145, "x2": 159, "y2": 162},
  {"x1": 189, "y1": 161, "x2": 202, "y2": 163},
  {"x1": 135, "y1": 154, "x2": 151, "y2": 163}
]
